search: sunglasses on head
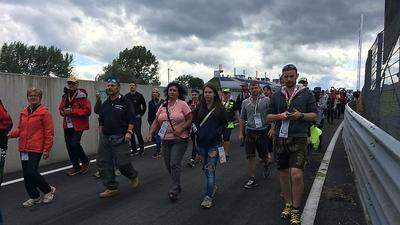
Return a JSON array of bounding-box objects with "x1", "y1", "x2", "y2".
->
[{"x1": 106, "y1": 78, "x2": 118, "y2": 84}]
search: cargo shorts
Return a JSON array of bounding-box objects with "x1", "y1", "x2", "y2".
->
[{"x1": 274, "y1": 137, "x2": 307, "y2": 170}]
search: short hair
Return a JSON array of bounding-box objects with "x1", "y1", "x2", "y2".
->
[
  {"x1": 191, "y1": 89, "x2": 200, "y2": 94},
  {"x1": 250, "y1": 80, "x2": 259, "y2": 86},
  {"x1": 282, "y1": 64, "x2": 298, "y2": 73},
  {"x1": 263, "y1": 85, "x2": 271, "y2": 91},
  {"x1": 130, "y1": 80, "x2": 136, "y2": 85},
  {"x1": 27, "y1": 88, "x2": 43, "y2": 99}
]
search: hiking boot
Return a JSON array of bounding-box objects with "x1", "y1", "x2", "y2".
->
[
  {"x1": 67, "y1": 168, "x2": 81, "y2": 176},
  {"x1": 99, "y1": 189, "x2": 119, "y2": 198},
  {"x1": 244, "y1": 178, "x2": 258, "y2": 189},
  {"x1": 200, "y1": 196, "x2": 213, "y2": 209},
  {"x1": 80, "y1": 163, "x2": 90, "y2": 174},
  {"x1": 43, "y1": 186, "x2": 56, "y2": 204},
  {"x1": 290, "y1": 208, "x2": 301, "y2": 225},
  {"x1": 187, "y1": 159, "x2": 195, "y2": 168},
  {"x1": 281, "y1": 203, "x2": 292, "y2": 220},
  {"x1": 22, "y1": 197, "x2": 42, "y2": 208},
  {"x1": 131, "y1": 176, "x2": 139, "y2": 188}
]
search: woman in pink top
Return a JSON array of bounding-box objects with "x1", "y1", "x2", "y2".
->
[{"x1": 147, "y1": 82, "x2": 192, "y2": 201}]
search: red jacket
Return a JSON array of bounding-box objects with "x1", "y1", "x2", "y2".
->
[
  {"x1": 0, "y1": 99, "x2": 13, "y2": 133},
  {"x1": 9, "y1": 105, "x2": 54, "y2": 153},
  {"x1": 58, "y1": 89, "x2": 91, "y2": 131}
]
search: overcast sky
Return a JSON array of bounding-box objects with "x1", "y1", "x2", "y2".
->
[{"x1": 0, "y1": 0, "x2": 385, "y2": 89}]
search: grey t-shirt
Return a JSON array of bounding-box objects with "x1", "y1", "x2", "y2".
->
[
  {"x1": 240, "y1": 94, "x2": 270, "y2": 131},
  {"x1": 267, "y1": 87, "x2": 317, "y2": 138}
]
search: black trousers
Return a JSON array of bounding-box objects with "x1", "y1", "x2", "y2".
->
[
  {"x1": 131, "y1": 117, "x2": 145, "y2": 152},
  {"x1": 0, "y1": 132, "x2": 8, "y2": 185},
  {"x1": 64, "y1": 128, "x2": 89, "y2": 169},
  {"x1": 21, "y1": 152, "x2": 51, "y2": 199}
]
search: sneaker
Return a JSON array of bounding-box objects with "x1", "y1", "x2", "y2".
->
[
  {"x1": 114, "y1": 169, "x2": 121, "y2": 176},
  {"x1": 200, "y1": 196, "x2": 213, "y2": 209},
  {"x1": 244, "y1": 178, "x2": 258, "y2": 189},
  {"x1": 263, "y1": 163, "x2": 271, "y2": 178},
  {"x1": 43, "y1": 186, "x2": 56, "y2": 204},
  {"x1": 168, "y1": 192, "x2": 178, "y2": 202},
  {"x1": 290, "y1": 208, "x2": 301, "y2": 225},
  {"x1": 139, "y1": 148, "x2": 145, "y2": 156},
  {"x1": 281, "y1": 203, "x2": 292, "y2": 220},
  {"x1": 22, "y1": 197, "x2": 42, "y2": 208},
  {"x1": 93, "y1": 170, "x2": 100, "y2": 179},
  {"x1": 99, "y1": 189, "x2": 119, "y2": 198},
  {"x1": 80, "y1": 163, "x2": 90, "y2": 174},
  {"x1": 67, "y1": 168, "x2": 81, "y2": 176},
  {"x1": 187, "y1": 159, "x2": 195, "y2": 168},
  {"x1": 131, "y1": 176, "x2": 139, "y2": 188}
]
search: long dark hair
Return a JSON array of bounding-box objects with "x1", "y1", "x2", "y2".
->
[
  {"x1": 163, "y1": 82, "x2": 187, "y2": 103},
  {"x1": 195, "y1": 83, "x2": 225, "y2": 121}
]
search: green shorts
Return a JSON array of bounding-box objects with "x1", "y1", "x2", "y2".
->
[{"x1": 274, "y1": 137, "x2": 307, "y2": 170}]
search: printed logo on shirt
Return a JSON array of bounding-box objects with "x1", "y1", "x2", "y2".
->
[{"x1": 114, "y1": 104, "x2": 124, "y2": 110}]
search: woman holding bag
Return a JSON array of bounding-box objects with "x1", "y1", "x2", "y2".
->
[
  {"x1": 147, "y1": 82, "x2": 192, "y2": 201},
  {"x1": 193, "y1": 83, "x2": 227, "y2": 209}
]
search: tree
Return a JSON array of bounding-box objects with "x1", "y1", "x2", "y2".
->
[
  {"x1": 99, "y1": 46, "x2": 159, "y2": 84},
  {"x1": 0, "y1": 41, "x2": 73, "y2": 77},
  {"x1": 175, "y1": 74, "x2": 204, "y2": 90}
]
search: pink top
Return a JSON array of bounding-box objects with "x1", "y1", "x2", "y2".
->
[{"x1": 156, "y1": 99, "x2": 192, "y2": 140}]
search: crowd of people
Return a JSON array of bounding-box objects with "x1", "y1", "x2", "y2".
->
[{"x1": 0, "y1": 64, "x2": 360, "y2": 225}]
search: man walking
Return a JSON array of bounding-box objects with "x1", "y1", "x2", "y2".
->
[
  {"x1": 97, "y1": 78, "x2": 139, "y2": 198},
  {"x1": 125, "y1": 80, "x2": 146, "y2": 156},
  {"x1": 267, "y1": 64, "x2": 317, "y2": 225},
  {"x1": 239, "y1": 81, "x2": 273, "y2": 189},
  {"x1": 221, "y1": 89, "x2": 239, "y2": 160},
  {"x1": 59, "y1": 75, "x2": 91, "y2": 176}
]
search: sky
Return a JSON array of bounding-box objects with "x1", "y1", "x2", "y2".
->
[{"x1": 0, "y1": 0, "x2": 385, "y2": 89}]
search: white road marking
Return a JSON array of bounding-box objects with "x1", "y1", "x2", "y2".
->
[
  {"x1": 1, "y1": 144, "x2": 156, "y2": 187},
  {"x1": 301, "y1": 121, "x2": 344, "y2": 225}
]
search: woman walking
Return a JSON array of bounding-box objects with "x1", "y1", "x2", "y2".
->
[
  {"x1": 147, "y1": 82, "x2": 192, "y2": 201},
  {"x1": 8, "y1": 88, "x2": 56, "y2": 207},
  {"x1": 147, "y1": 88, "x2": 164, "y2": 159},
  {"x1": 193, "y1": 83, "x2": 227, "y2": 208}
]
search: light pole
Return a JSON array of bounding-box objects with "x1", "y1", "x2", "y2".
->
[{"x1": 167, "y1": 68, "x2": 173, "y2": 84}]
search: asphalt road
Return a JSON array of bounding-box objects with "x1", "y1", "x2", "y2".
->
[{"x1": 0, "y1": 120, "x2": 358, "y2": 225}]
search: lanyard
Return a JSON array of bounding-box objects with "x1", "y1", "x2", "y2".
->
[
  {"x1": 166, "y1": 100, "x2": 178, "y2": 115},
  {"x1": 251, "y1": 97, "x2": 259, "y2": 115},
  {"x1": 283, "y1": 87, "x2": 298, "y2": 108}
]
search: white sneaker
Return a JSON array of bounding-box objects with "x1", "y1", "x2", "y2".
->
[
  {"x1": 22, "y1": 197, "x2": 42, "y2": 208},
  {"x1": 43, "y1": 186, "x2": 56, "y2": 204}
]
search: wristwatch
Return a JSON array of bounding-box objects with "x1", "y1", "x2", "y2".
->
[{"x1": 299, "y1": 113, "x2": 305, "y2": 120}]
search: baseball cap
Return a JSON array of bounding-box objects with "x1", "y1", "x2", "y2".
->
[{"x1": 223, "y1": 88, "x2": 231, "y2": 93}]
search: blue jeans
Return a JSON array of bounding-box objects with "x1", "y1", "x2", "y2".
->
[{"x1": 198, "y1": 145, "x2": 219, "y2": 197}]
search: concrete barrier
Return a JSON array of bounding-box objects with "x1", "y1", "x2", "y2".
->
[{"x1": 0, "y1": 72, "x2": 162, "y2": 174}]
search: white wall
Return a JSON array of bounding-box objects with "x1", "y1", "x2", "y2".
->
[{"x1": 0, "y1": 72, "x2": 162, "y2": 173}]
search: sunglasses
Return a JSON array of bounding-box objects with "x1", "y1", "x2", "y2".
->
[
  {"x1": 106, "y1": 78, "x2": 118, "y2": 84},
  {"x1": 67, "y1": 81, "x2": 77, "y2": 85}
]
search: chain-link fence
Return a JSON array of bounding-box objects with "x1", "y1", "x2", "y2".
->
[{"x1": 361, "y1": 11, "x2": 400, "y2": 141}]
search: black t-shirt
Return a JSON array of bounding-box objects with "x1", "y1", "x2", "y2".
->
[
  {"x1": 268, "y1": 88, "x2": 318, "y2": 138},
  {"x1": 223, "y1": 99, "x2": 238, "y2": 122},
  {"x1": 99, "y1": 95, "x2": 135, "y2": 135},
  {"x1": 194, "y1": 106, "x2": 227, "y2": 148}
]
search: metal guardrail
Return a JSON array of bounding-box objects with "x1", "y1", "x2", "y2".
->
[{"x1": 342, "y1": 104, "x2": 400, "y2": 225}]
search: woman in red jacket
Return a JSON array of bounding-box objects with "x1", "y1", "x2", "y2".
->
[
  {"x1": 8, "y1": 88, "x2": 56, "y2": 208},
  {"x1": 59, "y1": 76, "x2": 91, "y2": 176},
  {"x1": 0, "y1": 98, "x2": 13, "y2": 185}
]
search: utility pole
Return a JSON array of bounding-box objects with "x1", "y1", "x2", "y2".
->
[{"x1": 167, "y1": 68, "x2": 173, "y2": 84}]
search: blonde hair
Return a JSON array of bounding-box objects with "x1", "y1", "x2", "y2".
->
[
  {"x1": 152, "y1": 88, "x2": 160, "y2": 97},
  {"x1": 27, "y1": 88, "x2": 43, "y2": 99}
]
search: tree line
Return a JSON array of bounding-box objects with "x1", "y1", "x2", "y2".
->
[{"x1": 0, "y1": 41, "x2": 204, "y2": 89}]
